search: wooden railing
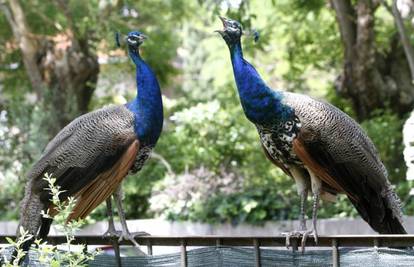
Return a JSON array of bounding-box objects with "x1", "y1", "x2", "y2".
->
[{"x1": 1, "y1": 235, "x2": 414, "y2": 267}]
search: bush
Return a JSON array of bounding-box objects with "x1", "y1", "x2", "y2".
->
[{"x1": 0, "y1": 174, "x2": 99, "y2": 267}]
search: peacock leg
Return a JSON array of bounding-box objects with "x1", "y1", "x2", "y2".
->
[
  {"x1": 300, "y1": 168, "x2": 321, "y2": 252},
  {"x1": 103, "y1": 198, "x2": 118, "y2": 237},
  {"x1": 282, "y1": 167, "x2": 309, "y2": 249},
  {"x1": 299, "y1": 189, "x2": 308, "y2": 231},
  {"x1": 104, "y1": 198, "x2": 122, "y2": 267},
  {"x1": 113, "y1": 185, "x2": 149, "y2": 249}
]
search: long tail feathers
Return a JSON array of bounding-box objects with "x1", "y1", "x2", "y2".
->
[
  {"x1": 351, "y1": 194, "x2": 407, "y2": 235},
  {"x1": 12, "y1": 185, "x2": 45, "y2": 264},
  {"x1": 17, "y1": 196, "x2": 43, "y2": 237}
]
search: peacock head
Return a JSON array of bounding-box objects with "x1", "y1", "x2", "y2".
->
[
  {"x1": 126, "y1": 31, "x2": 147, "y2": 52},
  {"x1": 216, "y1": 16, "x2": 242, "y2": 47}
]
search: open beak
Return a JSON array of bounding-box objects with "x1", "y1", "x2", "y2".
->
[
  {"x1": 219, "y1": 16, "x2": 228, "y2": 26},
  {"x1": 125, "y1": 34, "x2": 148, "y2": 46},
  {"x1": 215, "y1": 16, "x2": 229, "y2": 35},
  {"x1": 138, "y1": 34, "x2": 148, "y2": 42}
]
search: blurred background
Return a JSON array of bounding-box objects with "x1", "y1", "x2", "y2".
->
[{"x1": 1, "y1": 0, "x2": 414, "y2": 228}]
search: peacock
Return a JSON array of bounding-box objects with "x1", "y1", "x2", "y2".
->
[
  {"x1": 13, "y1": 30, "x2": 163, "y2": 261},
  {"x1": 216, "y1": 16, "x2": 407, "y2": 250}
]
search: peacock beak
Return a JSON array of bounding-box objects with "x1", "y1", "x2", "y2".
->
[
  {"x1": 219, "y1": 16, "x2": 229, "y2": 26},
  {"x1": 216, "y1": 16, "x2": 229, "y2": 35},
  {"x1": 138, "y1": 34, "x2": 148, "y2": 42}
]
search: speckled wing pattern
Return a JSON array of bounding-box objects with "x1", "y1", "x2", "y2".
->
[
  {"x1": 66, "y1": 140, "x2": 139, "y2": 220},
  {"x1": 19, "y1": 105, "x2": 139, "y2": 235},
  {"x1": 285, "y1": 92, "x2": 405, "y2": 233}
]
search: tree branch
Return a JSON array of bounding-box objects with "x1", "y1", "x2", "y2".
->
[
  {"x1": 355, "y1": 1, "x2": 376, "y2": 64},
  {"x1": 2, "y1": 0, "x2": 45, "y2": 98},
  {"x1": 331, "y1": 0, "x2": 357, "y2": 59},
  {"x1": 151, "y1": 152, "x2": 175, "y2": 176},
  {"x1": 54, "y1": 0, "x2": 81, "y2": 48},
  {"x1": 392, "y1": 0, "x2": 414, "y2": 81},
  {"x1": 0, "y1": 2, "x2": 17, "y2": 30}
]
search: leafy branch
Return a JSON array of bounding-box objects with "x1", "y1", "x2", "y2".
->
[{"x1": 0, "y1": 173, "x2": 99, "y2": 267}]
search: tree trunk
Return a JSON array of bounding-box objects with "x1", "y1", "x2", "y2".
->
[
  {"x1": 331, "y1": 0, "x2": 414, "y2": 120},
  {"x1": 37, "y1": 33, "x2": 99, "y2": 134},
  {"x1": 1, "y1": 0, "x2": 99, "y2": 136}
]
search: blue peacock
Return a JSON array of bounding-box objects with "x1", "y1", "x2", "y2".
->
[
  {"x1": 216, "y1": 16, "x2": 406, "y2": 249},
  {"x1": 14, "y1": 31, "x2": 163, "y2": 260}
]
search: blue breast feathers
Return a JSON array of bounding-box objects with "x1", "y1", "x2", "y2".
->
[
  {"x1": 126, "y1": 50, "x2": 163, "y2": 146},
  {"x1": 230, "y1": 43, "x2": 294, "y2": 125}
]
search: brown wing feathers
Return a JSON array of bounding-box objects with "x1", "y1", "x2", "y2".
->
[
  {"x1": 47, "y1": 140, "x2": 139, "y2": 221},
  {"x1": 67, "y1": 140, "x2": 139, "y2": 221},
  {"x1": 292, "y1": 134, "x2": 406, "y2": 234},
  {"x1": 292, "y1": 138, "x2": 349, "y2": 198}
]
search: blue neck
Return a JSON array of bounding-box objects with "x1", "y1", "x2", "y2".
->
[
  {"x1": 230, "y1": 42, "x2": 293, "y2": 124},
  {"x1": 126, "y1": 49, "x2": 163, "y2": 146}
]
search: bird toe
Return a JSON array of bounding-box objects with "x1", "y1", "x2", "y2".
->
[{"x1": 131, "y1": 231, "x2": 150, "y2": 237}]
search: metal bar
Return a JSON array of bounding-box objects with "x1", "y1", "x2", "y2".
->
[
  {"x1": 253, "y1": 238, "x2": 261, "y2": 267},
  {"x1": 180, "y1": 239, "x2": 187, "y2": 267},
  {"x1": 374, "y1": 237, "x2": 379, "y2": 248},
  {"x1": 111, "y1": 237, "x2": 122, "y2": 267},
  {"x1": 216, "y1": 238, "x2": 222, "y2": 247},
  {"x1": 1, "y1": 235, "x2": 414, "y2": 247},
  {"x1": 332, "y1": 238, "x2": 339, "y2": 267},
  {"x1": 147, "y1": 241, "x2": 153, "y2": 256},
  {"x1": 291, "y1": 238, "x2": 298, "y2": 252}
]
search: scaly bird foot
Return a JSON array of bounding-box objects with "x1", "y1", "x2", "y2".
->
[
  {"x1": 117, "y1": 229, "x2": 150, "y2": 249},
  {"x1": 300, "y1": 228, "x2": 318, "y2": 253},
  {"x1": 129, "y1": 231, "x2": 151, "y2": 237},
  {"x1": 103, "y1": 228, "x2": 122, "y2": 239},
  {"x1": 103, "y1": 229, "x2": 148, "y2": 255},
  {"x1": 282, "y1": 229, "x2": 318, "y2": 252},
  {"x1": 282, "y1": 230, "x2": 305, "y2": 250},
  {"x1": 103, "y1": 229, "x2": 141, "y2": 247}
]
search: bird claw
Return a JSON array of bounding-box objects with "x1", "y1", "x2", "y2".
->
[
  {"x1": 116, "y1": 230, "x2": 142, "y2": 248},
  {"x1": 103, "y1": 229, "x2": 122, "y2": 239},
  {"x1": 282, "y1": 229, "x2": 318, "y2": 253},
  {"x1": 300, "y1": 229, "x2": 318, "y2": 252},
  {"x1": 282, "y1": 230, "x2": 302, "y2": 250},
  {"x1": 118, "y1": 231, "x2": 150, "y2": 245},
  {"x1": 129, "y1": 231, "x2": 151, "y2": 237},
  {"x1": 103, "y1": 229, "x2": 148, "y2": 249}
]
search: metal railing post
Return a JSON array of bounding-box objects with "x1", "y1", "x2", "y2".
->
[
  {"x1": 253, "y1": 238, "x2": 261, "y2": 267},
  {"x1": 147, "y1": 240, "x2": 153, "y2": 256},
  {"x1": 180, "y1": 239, "x2": 187, "y2": 267},
  {"x1": 373, "y1": 238, "x2": 379, "y2": 248},
  {"x1": 216, "y1": 238, "x2": 222, "y2": 247},
  {"x1": 332, "y1": 238, "x2": 339, "y2": 267}
]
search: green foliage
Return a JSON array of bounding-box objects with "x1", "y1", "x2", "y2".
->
[
  {"x1": 1, "y1": 227, "x2": 33, "y2": 266},
  {"x1": 362, "y1": 110, "x2": 406, "y2": 182},
  {"x1": 0, "y1": 0, "x2": 412, "y2": 227},
  {"x1": 0, "y1": 174, "x2": 98, "y2": 267},
  {"x1": 361, "y1": 110, "x2": 414, "y2": 214},
  {"x1": 0, "y1": 103, "x2": 50, "y2": 219}
]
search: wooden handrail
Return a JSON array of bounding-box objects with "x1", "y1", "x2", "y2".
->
[
  {"x1": 2, "y1": 235, "x2": 413, "y2": 267},
  {"x1": 1, "y1": 234, "x2": 413, "y2": 247}
]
